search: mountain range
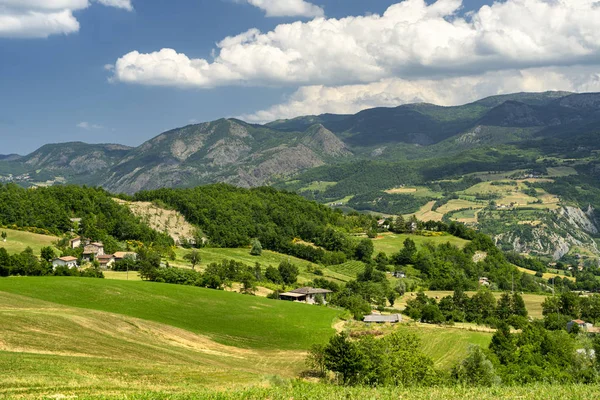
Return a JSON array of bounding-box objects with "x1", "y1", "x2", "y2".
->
[{"x1": 2, "y1": 90, "x2": 600, "y2": 194}]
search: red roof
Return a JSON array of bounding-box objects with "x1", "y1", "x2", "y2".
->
[
  {"x1": 572, "y1": 319, "x2": 586, "y2": 324},
  {"x1": 58, "y1": 256, "x2": 78, "y2": 262}
]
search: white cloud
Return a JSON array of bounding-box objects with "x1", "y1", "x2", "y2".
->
[
  {"x1": 77, "y1": 121, "x2": 103, "y2": 130},
  {"x1": 0, "y1": 0, "x2": 132, "y2": 38},
  {"x1": 241, "y1": 67, "x2": 600, "y2": 122},
  {"x1": 96, "y1": 0, "x2": 133, "y2": 11},
  {"x1": 243, "y1": 0, "x2": 324, "y2": 18},
  {"x1": 110, "y1": 0, "x2": 600, "y2": 89}
]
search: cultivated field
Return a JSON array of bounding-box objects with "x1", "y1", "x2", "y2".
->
[
  {"x1": 396, "y1": 291, "x2": 548, "y2": 319},
  {"x1": 0, "y1": 228, "x2": 59, "y2": 255},
  {"x1": 372, "y1": 232, "x2": 469, "y2": 255}
]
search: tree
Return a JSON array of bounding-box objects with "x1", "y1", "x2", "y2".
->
[
  {"x1": 392, "y1": 215, "x2": 406, "y2": 233},
  {"x1": 323, "y1": 333, "x2": 364, "y2": 385},
  {"x1": 278, "y1": 261, "x2": 299, "y2": 285},
  {"x1": 374, "y1": 252, "x2": 389, "y2": 271},
  {"x1": 354, "y1": 238, "x2": 374, "y2": 262},
  {"x1": 265, "y1": 266, "x2": 283, "y2": 284},
  {"x1": 489, "y1": 323, "x2": 516, "y2": 364},
  {"x1": 394, "y1": 238, "x2": 417, "y2": 265},
  {"x1": 184, "y1": 249, "x2": 201, "y2": 270},
  {"x1": 452, "y1": 345, "x2": 501, "y2": 386},
  {"x1": 497, "y1": 292, "x2": 513, "y2": 320},
  {"x1": 250, "y1": 239, "x2": 262, "y2": 256},
  {"x1": 1, "y1": 231, "x2": 6, "y2": 242},
  {"x1": 511, "y1": 292, "x2": 528, "y2": 318},
  {"x1": 40, "y1": 246, "x2": 56, "y2": 263}
]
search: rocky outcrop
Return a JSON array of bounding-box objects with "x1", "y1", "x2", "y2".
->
[{"x1": 302, "y1": 125, "x2": 352, "y2": 158}]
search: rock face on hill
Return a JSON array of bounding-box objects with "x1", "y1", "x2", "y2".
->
[{"x1": 97, "y1": 119, "x2": 352, "y2": 194}]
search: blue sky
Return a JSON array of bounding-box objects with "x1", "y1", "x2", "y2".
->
[{"x1": 1, "y1": 0, "x2": 599, "y2": 154}]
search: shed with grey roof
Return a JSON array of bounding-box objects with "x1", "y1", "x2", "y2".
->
[{"x1": 363, "y1": 314, "x2": 402, "y2": 323}]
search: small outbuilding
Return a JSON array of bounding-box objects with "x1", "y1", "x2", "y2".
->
[
  {"x1": 97, "y1": 255, "x2": 115, "y2": 269},
  {"x1": 363, "y1": 314, "x2": 402, "y2": 323}
]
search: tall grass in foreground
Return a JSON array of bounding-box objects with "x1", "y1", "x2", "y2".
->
[{"x1": 35, "y1": 381, "x2": 600, "y2": 400}]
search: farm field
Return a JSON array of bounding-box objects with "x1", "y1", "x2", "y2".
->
[
  {"x1": 372, "y1": 232, "x2": 469, "y2": 255},
  {"x1": 396, "y1": 290, "x2": 548, "y2": 319},
  {"x1": 516, "y1": 266, "x2": 575, "y2": 282},
  {"x1": 299, "y1": 181, "x2": 337, "y2": 192},
  {"x1": 0, "y1": 288, "x2": 318, "y2": 398},
  {"x1": 171, "y1": 247, "x2": 353, "y2": 282},
  {"x1": 0, "y1": 277, "x2": 341, "y2": 350},
  {"x1": 103, "y1": 270, "x2": 142, "y2": 281},
  {"x1": 385, "y1": 186, "x2": 442, "y2": 198},
  {"x1": 0, "y1": 228, "x2": 59, "y2": 255}
]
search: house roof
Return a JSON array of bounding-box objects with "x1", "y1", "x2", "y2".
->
[
  {"x1": 97, "y1": 255, "x2": 114, "y2": 260},
  {"x1": 56, "y1": 256, "x2": 78, "y2": 262},
  {"x1": 289, "y1": 287, "x2": 333, "y2": 295},
  {"x1": 279, "y1": 292, "x2": 306, "y2": 298},
  {"x1": 113, "y1": 251, "x2": 136, "y2": 259},
  {"x1": 364, "y1": 314, "x2": 402, "y2": 323},
  {"x1": 69, "y1": 237, "x2": 81, "y2": 242},
  {"x1": 90, "y1": 242, "x2": 104, "y2": 247},
  {"x1": 571, "y1": 319, "x2": 586, "y2": 324}
]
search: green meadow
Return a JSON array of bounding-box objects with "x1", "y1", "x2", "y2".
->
[
  {"x1": 0, "y1": 277, "x2": 341, "y2": 350},
  {"x1": 372, "y1": 232, "x2": 469, "y2": 255},
  {"x1": 0, "y1": 228, "x2": 59, "y2": 255}
]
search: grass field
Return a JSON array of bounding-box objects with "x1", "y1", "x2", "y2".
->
[
  {"x1": 299, "y1": 181, "x2": 337, "y2": 192},
  {"x1": 0, "y1": 277, "x2": 341, "y2": 350},
  {"x1": 516, "y1": 266, "x2": 575, "y2": 282},
  {"x1": 0, "y1": 228, "x2": 59, "y2": 255},
  {"x1": 343, "y1": 321, "x2": 492, "y2": 370},
  {"x1": 396, "y1": 291, "x2": 547, "y2": 319},
  {"x1": 171, "y1": 248, "x2": 354, "y2": 282},
  {"x1": 0, "y1": 288, "x2": 323, "y2": 397},
  {"x1": 103, "y1": 270, "x2": 142, "y2": 280},
  {"x1": 372, "y1": 233, "x2": 469, "y2": 255},
  {"x1": 385, "y1": 186, "x2": 443, "y2": 198}
]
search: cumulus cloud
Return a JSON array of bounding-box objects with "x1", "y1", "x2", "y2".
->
[
  {"x1": 0, "y1": 0, "x2": 133, "y2": 38},
  {"x1": 110, "y1": 0, "x2": 600, "y2": 88},
  {"x1": 77, "y1": 121, "x2": 103, "y2": 130},
  {"x1": 240, "y1": 67, "x2": 600, "y2": 122},
  {"x1": 243, "y1": 0, "x2": 324, "y2": 18}
]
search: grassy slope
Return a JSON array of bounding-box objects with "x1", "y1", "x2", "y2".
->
[
  {"x1": 372, "y1": 232, "x2": 469, "y2": 255},
  {"x1": 0, "y1": 291, "x2": 308, "y2": 397},
  {"x1": 0, "y1": 228, "x2": 59, "y2": 255},
  {"x1": 397, "y1": 291, "x2": 547, "y2": 319},
  {"x1": 0, "y1": 277, "x2": 340, "y2": 350},
  {"x1": 173, "y1": 248, "x2": 356, "y2": 283}
]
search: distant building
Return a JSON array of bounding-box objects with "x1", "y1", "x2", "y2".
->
[
  {"x1": 83, "y1": 242, "x2": 104, "y2": 260},
  {"x1": 279, "y1": 287, "x2": 333, "y2": 304},
  {"x1": 479, "y1": 277, "x2": 490, "y2": 286},
  {"x1": 363, "y1": 314, "x2": 402, "y2": 323},
  {"x1": 52, "y1": 256, "x2": 78, "y2": 269},
  {"x1": 113, "y1": 252, "x2": 137, "y2": 261},
  {"x1": 567, "y1": 319, "x2": 593, "y2": 332},
  {"x1": 69, "y1": 237, "x2": 82, "y2": 249},
  {"x1": 392, "y1": 271, "x2": 406, "y2": 278},
  {"x1": 97, "y1": 255, "x2": 115, "y2": 269}
]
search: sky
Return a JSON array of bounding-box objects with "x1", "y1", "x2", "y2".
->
[{"x1": 1, "y1": 0, "x2": 600, "y2": 154}]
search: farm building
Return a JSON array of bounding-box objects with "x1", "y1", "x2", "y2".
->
[
  {"x1": 69, "y1": 237, "x2": 82, "y2": 249},
  {"x1": 113, "y1": 251, "x2": 137, "y2": 261},
  {"x1": 363, "y1": 314, "x2": 402, "y2": 323},
  {"x1": 567, "y1": 319, "x2": 594, "y2": 332},
  {"x1": 279, "y1": 287, "x2": 332, "y2": 304},
  {"x1": 52, "y1": 256, "x2": 78, "y2": 269},
  {"x1": 97, "y1": 255, "x2": 115, "y2": 269},
  {"x1": 83, "y1": 242, "x2": 105, "y2": 260}
]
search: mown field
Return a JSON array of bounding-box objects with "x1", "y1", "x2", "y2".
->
[
  {"x1": 171, "y1": 247, "x2": 356, "y2": 283},
  {"x1": 0, "y1": 278, "x2": 594, "y2": 399},
  {"x1": 0, "y1": 278, "x2": 341, "y2": 350},
  {"x1": 372, "y1": 232, "x2": 469, "y2": 255},
  {"x1": 0, "y1": 228, "x2": 59, "y2": 255},
  {"x1": 395, "y1": 291, "x2": 547, "y2": 319}
]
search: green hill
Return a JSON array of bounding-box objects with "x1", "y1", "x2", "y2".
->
[
  {"x1": 0, "y1": 277, "x2": 340, "y2": 350},
  {"x1": 0, "y1": 228, "x2": 59, "y2": 255}
]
